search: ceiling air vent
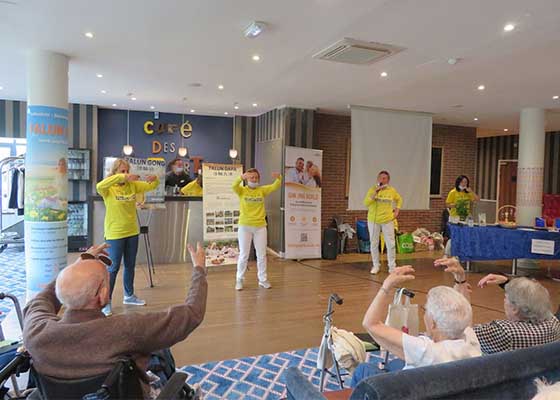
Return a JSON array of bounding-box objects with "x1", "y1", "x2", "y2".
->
[{"x1": 313, "y1": 38, "x2": 404, "y2": 65}]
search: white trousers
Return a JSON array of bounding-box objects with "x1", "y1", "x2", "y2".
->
[
  {"x1": 236, "y1": 225, "x2": 268, "y2": 282},
  {"x1": 368, "y1": 221, "x2": 396, "y2": 269}
]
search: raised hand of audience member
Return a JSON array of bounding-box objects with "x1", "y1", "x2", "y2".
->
[
  {"x1": 435, "y1": 257, "x2": 466, "y2": 281},
  {"x1": 85, "y1": 243, "x2": 110, "y2": 257},
  {"x1": 478, "y1": 274, "x2": 508, "y2": 288},
  {"x1": 188, "y1": 242, "x2": 207, "y2": 273},
  {"x1": 382, "y1": 265, "x2": 416, "y2": 290}
]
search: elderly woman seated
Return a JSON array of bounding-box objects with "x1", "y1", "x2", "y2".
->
[{"x1": 351, "y1": 266, "x2": 482, "y2": 387}]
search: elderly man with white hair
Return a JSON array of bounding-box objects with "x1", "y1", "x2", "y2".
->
[
  {"x1": 22, "y1": 242, "x2": 207, "y2": 386},
  {"x1": 351, "y1": 266, "x2": 481, "y2": 386},
  {"x1": 435, "y1": 257, "x2": 560, "y2": 354}
]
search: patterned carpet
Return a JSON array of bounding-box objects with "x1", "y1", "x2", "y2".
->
[
  {"x1": 0, "y1": 246, "x2": 25, "y2": 323},
  {"x1": 182, "y1": 347, "x2": 395, "y2": 400}
]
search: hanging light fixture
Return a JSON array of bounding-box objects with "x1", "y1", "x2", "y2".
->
[
  {"x1": 229, "y1": 148, "x2": 238, "y2": 164},
  {"x1": 123, "y1": 109, "x2": 134, "y2": 155},
  {"x1": 178, "y1": 113, "x2": 188, "y2": 157}
]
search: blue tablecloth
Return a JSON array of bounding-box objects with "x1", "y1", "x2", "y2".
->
[{"x1": 449, "y1": 224, "x2": 560, "y2": 261}]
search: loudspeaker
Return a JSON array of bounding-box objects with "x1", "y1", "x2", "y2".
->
[{"x1": 322, "y1": 228, "x2": 339, "y2": 260}]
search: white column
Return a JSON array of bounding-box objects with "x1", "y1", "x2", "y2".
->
[
  {"x1": 25, "y1": 50, "x2": 69, "y2": 300},
  {"x1": 516, "y1": 108, "x2": 546, "y2": 225}
]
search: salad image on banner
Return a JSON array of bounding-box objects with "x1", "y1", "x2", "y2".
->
[
  {"x1": 25, "y1": 105, "x2": 69, "y2": 298},
  {"x1": 284, "y1": 146, "x2": 322, "y2": 259},
  {"x1": 203, "y1": 163, "x2": 243, "y2": 267},
  {"x1": 103, "y1": 156, "x2": 166, "y2": 208}
]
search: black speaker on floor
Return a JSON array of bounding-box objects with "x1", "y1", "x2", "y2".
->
[{"x1": 322, "y1": 228, "x2": 339, "y2": 260}]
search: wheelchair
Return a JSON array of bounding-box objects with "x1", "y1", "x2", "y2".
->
[{"x1": 0, "y1": 349, "x2": 195, "y2": 400}]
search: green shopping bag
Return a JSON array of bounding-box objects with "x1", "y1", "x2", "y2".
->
[{"x1": 397, "y1": 233, "x2": 415, "y2": 254}]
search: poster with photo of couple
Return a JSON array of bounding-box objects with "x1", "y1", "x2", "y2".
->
[{"x1": 284, "y1": 146, "x2": 322, "y2": 259}]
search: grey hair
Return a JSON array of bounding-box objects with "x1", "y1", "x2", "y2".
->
[
  {"x1": 55, "y1": 268, "x2": 101, "y2": 310},
  {"x1": 532, "y1": 378, "x2": 560, "y2": 400},
  {"x1": 505, "y1": 278, "x2": 552, "y2": 323},
  {"x1": 426, "y1": 286, "x2": 472, "y2": 340}
]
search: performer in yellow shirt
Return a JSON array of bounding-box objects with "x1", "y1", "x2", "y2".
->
[
  {"x1": 446, "y1": 175, "x2": 480, "y2": 218},
  {"x1": 181, "y1": 174, "x2": 203, "y2": 197},
  {"x1": 232, "y1": 168, "x2": 281, "y2": 290},
  {"x1": 363, "y1": 170, "x2": 403, "y2": 274},
  {"x1": 96, "y1": 158, "x2": 159, "y2": 316}
]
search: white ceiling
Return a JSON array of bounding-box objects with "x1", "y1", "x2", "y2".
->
[{"x1": 1, "y1": 0, "x2": 560, "y2": 133}]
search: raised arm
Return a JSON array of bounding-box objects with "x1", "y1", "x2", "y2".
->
[
  {"x1": 261, "y1": 174, "x2": 282, "y2": 196},
  {"x1": 96, "y1": 174, "x2": 126, "y2": 197},
  {"x1": 132, "y1": 175, "x2": 160, "y2": 194},
  {"x1": 232, "y1": 175, "x2": 244, "y2": 195},
  {"x1": 362, "y1": 266, "x2": 416, "y2": 360}
]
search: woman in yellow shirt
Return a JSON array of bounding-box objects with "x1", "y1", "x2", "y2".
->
[
  {"x1": 363, "y1": 170, "x2": 403, "y2": 275},
  {"x1": 232, "y1": 168, "x2": 281, "y2": 290},
  {"x1": 96, "y1": 158, "x2": 159, "y2": 316},
  {"x1": 181, "y1": 174, "x2": 203, "y2": 197},
  {"x1": 446, "y1": 175, "x2": 480, "y2": 218}
]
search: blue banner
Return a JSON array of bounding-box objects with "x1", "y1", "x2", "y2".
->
[{"x1": 25, "y1": 105, "x2": 68, "y2": 298}]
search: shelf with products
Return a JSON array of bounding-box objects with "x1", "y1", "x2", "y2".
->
[
  {"x1": 68, "y1": 148, "x2": 91, "y2": 181},
  {"x1": 68, "y1": 201, "x2": 90, "y2": 252}
]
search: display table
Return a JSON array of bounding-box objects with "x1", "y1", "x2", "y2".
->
[
  {"x1": 449, "y1": 223, "x2": 560, "y2": 274},
  {"x1": 92, "y1": 195, "x2": 203, "y2": 264}
]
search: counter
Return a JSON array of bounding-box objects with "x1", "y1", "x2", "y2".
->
[{"x1": 92, "y1": 196, "x2": 203, "y2": 264}]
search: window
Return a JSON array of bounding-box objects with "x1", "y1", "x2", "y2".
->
[
  {"x1": 0, "y1": 138, "x2": 26, "y2": 212},
  {"x1": 430, "y1": 147, "x2": 443, "y2": 196}
]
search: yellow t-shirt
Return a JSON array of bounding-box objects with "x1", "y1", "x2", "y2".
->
[
  {"x1": 446, "y1": 189, "x2": 476, "y2": 217},
  {"x1": 232, "y1": 176, "x2": 282, "y2": 227},
  {"x1": 363, "y1": 185, "x2": 403, "y2": 224},
  {"x1": 181, "y1": 180, "x2": 203, "y2": 197},
  {"x1": 96, "y1": 174, "x2": 160, "y2": 240}
]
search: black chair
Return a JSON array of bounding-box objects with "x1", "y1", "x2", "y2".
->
[{"x1": 1, "y1": 353, "x2": 191, "y2": 400}]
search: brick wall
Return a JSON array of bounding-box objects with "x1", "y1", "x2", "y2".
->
[{"x1": 314, "y1": 113, "x2": 477, "y2": 251}]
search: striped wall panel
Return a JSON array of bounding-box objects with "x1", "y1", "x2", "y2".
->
[
  {"x1": 0, "y1": 100, "x2": 98, "y2": 201},
  {"x1": 476, "y1": 132, "x2": 560, "y2": 200},
  {"x1": 233, "y1": 116, "x2": 256, "y2": 170}
]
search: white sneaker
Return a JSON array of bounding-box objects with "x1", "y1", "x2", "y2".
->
[
  {"x1": 388, "y1": 266, "x2": 397, "y2": 273},
  {"x1": 123, "y1": 295, "x2": 146, "y2": 306},
  {"x1": 235, "y1": 280, "x2": 243, "y2": 291},
  {"x1": 258, "y1": 280, "x2": 272, "y2": 289},
  {"x1": 102, "y1": 303, "x2": 112, "y2": 316},
  {"x1": 370, "y1": 266, "x2": 380, "y2": 275}
]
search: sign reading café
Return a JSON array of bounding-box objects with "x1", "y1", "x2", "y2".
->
[{"x1": 143, "y1": 120, "x2": 192, "y2": 155}]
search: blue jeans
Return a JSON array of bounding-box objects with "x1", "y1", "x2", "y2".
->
[
  {"x1": 106, "y1": 235, "x2": 139, "y2": 298},
  {"x1": 351, "y1": 358, "x2": 405, "y2": 388}
]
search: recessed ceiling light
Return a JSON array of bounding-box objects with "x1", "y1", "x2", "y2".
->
[
  {"x1": 190, "y1": 109, "x2": 195, "y2": 113},
  {"x1": 477, "y1": 84, "x2": 485, "y2": 91},
  {"x1": 252, "y1": 103, "x2": 258, "y2": 107},
  {"x1": 96, "y1": 73, "x2": 103, "y2": 78},
  {"x1": 100, "y1": 90, "x2": 107, "y2": 94},
  {"x1": 0, "y1": 86, "x2": 3, "y2": 90},
  {"x1": 504, "y1": 23, "x2": 515, "y2": 32},
  {"x1": 504, "y1": 128, "x2": 509, "y2": 132},
  {"x1": 131, "y1": 97, "x2": 137, "y2": 101},
  {"x1": 224, "y1": 112, "x2": 229, "y2": 115},
  {"x1": 252, "y1": 54, "x2": 261, "y2": 62},
  {"x1": 244, "y1": 21, "x2": 266, "y2": 38},
  {"x1": 474, "y1": 117, "x2": 478, "y2": 121},
  {"x1": 380, "y1": 71, "x2": 388, "y2": 77},
  {"x1": 553, "y1": 95, "x2": 559, "y2": 100},
  {"x1": 218, "y1": 84, "x2": 224, "y2": 90},
  {"x1": 84, "y1": 32, "x2": 94, "y2": 39},
  {"x1": 234, "y1": 104, "x2": 240, "y2": 110},
  {"x1": 112, "y1": 103, "x2": 117, "y2": 107},
  {"x1": 150, "y1": 105, "x2": 155, "y2": 110}
]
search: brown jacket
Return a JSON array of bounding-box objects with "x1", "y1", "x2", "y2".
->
[{"x1": 23, "y1": 267, "x2": 207, "y2": 379}]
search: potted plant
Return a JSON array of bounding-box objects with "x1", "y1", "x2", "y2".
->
[{"x1": 455, "y1": 199, "x2": 470, "y2": 221}]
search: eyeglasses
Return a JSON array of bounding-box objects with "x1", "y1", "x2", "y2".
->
[{"x1": 80, "y1": 252, "x2": 112, "y2": 266}]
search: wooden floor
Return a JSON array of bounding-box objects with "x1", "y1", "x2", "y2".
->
[{"x1": 107, "y1": 251, "x2": 560, "y2": 367}]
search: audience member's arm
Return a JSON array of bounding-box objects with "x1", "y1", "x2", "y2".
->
[
  {"x1": 478, "y1": 274, "x2": 509, "y2": 290},
  {"x1": 434, "y1": 257, "x2": 471, "y2": 303},
  {"x1": 125, "y1": 243, "x2": 208, "y2": 353},
  {"x1": 362, "y1": 266, "x2": 415, "y2": 360},
  {"x1": 22, "y1": 280, "x2": 62, "y2": 339}
]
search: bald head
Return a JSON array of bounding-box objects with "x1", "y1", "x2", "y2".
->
[{"x1": 55, "y1": 259, "x2": 110, "y2": 310}]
